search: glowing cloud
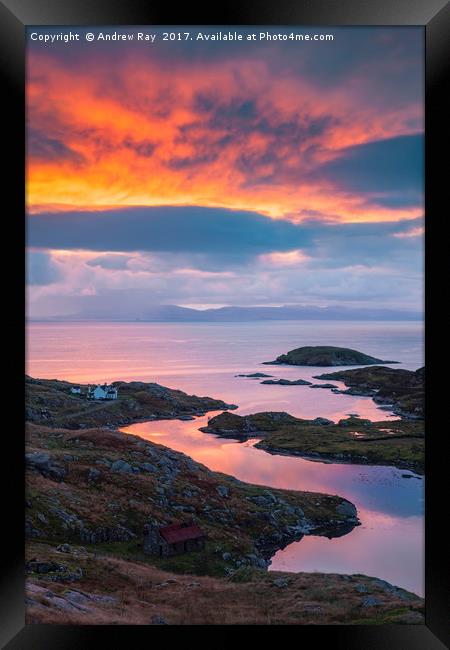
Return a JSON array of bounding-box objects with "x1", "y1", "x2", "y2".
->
[
  {"x1": 27, "y1": 28, "x2": 423, "y2": 224},
  {"x1": 393, "y1": 226, "x2": 425, "y2": 238},
  {"x1": 260, "y1": 249, "x2": 310, "y2": 266},
  {"x1": 26, "y1": 27, "x2": 425, "y2": 317}
]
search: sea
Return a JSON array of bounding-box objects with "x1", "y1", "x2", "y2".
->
[{"x1": 26, "y1": 320, "x2": 424, "y2": 596}]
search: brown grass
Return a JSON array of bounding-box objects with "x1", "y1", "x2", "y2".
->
[{"x1": 25, "y1": 542, "x2": 423, "y2": 626}]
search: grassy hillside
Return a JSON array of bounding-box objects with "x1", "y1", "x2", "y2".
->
[
  {"x1": 26, "y1": 376, "x2": 237, "y2": 429},
  {"x1": 26, "y1": 542, "x2": 423, "y2": 625}
]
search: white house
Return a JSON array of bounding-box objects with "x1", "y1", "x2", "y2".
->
[
  {"x1": 70, "y1": 386, "x2": 81, "y2": 395},
  {"x1": 87, "y1": 384, "x2": 118, "y2": 400}
]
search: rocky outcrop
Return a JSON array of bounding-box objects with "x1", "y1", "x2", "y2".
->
[
  {"x1": 201, "y1": 411, "x2": 339, "y2": 438},
  {"x1": 314, "y1": 366, "x2": 424, "y2": 419},
  {"x1": 26, "y1": 581, "x2": 117, "y2": 616},
  {"x1": 25, "y1": 420, "x2": 360, "y2": 576},
  {"x1": 201, "y1": 411, "x2": 424, "y2": 473},
  {"x1": 25, "y1": 452, "x2": 67, "y2": 482},
  {"x1": 264, "y1": 346, "x2": 398, "y2": 367},
  {"x1": 200, "y1": 411, "x2": 304, "y2": 438},
  {"x1": 309, "y1": 383, "x2": 338, "y2": 389},
  {"x1": 26, "y1": 560, "x2": 83, "y2": 583},
  {"x1": 236, "y1": 373, "x2": 273, "y2": 378},
  {"x1": 260, "y1": 378, "x2": 312, "y2": 386},
  {"x1": 24, "y1": 558, "x2": 424, "y2": 625},
  {"x1": 25, "y1": 375, "x2": 237, "y2": 429}
]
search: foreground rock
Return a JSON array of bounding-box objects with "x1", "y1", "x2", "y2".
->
[
  {"x1": 201, "y1": 412, "x2": 424, "y2": 473},
  {"x1": 314, "y1": 366, "x2": 424, "y2": 419},
  {"x1": 264, "y1": 346, "x2": 398, "y2": 367},
  {"x1": 25, "y1": 548, "x2": 423, "y2": 625},
  {"x1": 25, "y1": 375, "x2": 237, "y2": 429}
]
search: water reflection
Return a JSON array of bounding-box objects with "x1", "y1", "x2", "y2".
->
[
  {"x1": 122, "y1": 414, "x2": 424, "y2": 596},
  {"x1": 27, "y1": 321, "x2": 424, "y2": 595}
]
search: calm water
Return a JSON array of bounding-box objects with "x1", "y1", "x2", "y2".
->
[{"x1": 26, "y1": 320, "x2": 424, "y2": 595}]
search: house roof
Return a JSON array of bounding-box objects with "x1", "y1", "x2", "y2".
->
[{"x1": 159, "y1": 522, "x2": 205, "y2": 545}]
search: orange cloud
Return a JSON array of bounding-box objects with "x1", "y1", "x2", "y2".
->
[{"x1": 26, "y1": 49, "x2": 423, "y2": 223}]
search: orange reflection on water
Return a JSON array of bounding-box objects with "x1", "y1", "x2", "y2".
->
[
  {"x1": 28, "y1": 322, "x2": 424, "y2": 595},
  {"x1": 121, "y1": 414, "x2": 424, "y2": 596}
]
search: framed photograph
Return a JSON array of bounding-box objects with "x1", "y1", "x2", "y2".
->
[{"x1": 2, "y1": 0, "x2": 448, "y2": 646}]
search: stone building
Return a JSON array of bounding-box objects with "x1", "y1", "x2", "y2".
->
[{"x1": 143, "y1": 520, "x2": 206, "y2": 557}]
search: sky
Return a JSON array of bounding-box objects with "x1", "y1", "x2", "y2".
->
[{"x1": 26, "y1": 27, "x2": 424, "y2": 319}]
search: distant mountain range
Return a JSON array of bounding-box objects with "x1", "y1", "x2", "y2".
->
[{"x1": 31, "y1": 304, "x2": 423, "y2": 322}]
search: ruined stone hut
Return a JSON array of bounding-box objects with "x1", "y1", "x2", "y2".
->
[{"x1": 143, "y1": 521, "x2": 206, "y2": 557}]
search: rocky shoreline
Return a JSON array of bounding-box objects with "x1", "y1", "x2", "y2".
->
[
  {"x1": 313, "y1": 366, "x2": 424, "y2": 420},
  {"x1": 26, "y1": 375, "x2": 238, "y2": 429},
  {"x1": 257, "y1": 444, "x2": 423, "y2": 474},
  {"x1": 25, "y1": 377, "x2": 362, "y2": 578},
  {"x1": 25, "y1": 374, "x2": 424, "y2": 624},
  {"x1": 224, "y1": 362, "x2": 425, "y2": 472},
  {"x1": 26, "y1": 419, "x2": 359, "y2": 565},
  {"x1": 25, "y1": 418, "x2": 423, "y2": 624},
  {"x1": 201, "y1": 411, "x2": 424, "y2": 474}
]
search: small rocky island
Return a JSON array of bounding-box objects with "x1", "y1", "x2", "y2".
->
[
  {"x1": 261, "y1": 378, "x2": 312, "y2": 386},
  {"x1": 236, "y1": 373, "x2": 273, "y2": 378},
  {"x1": 264, "y1": 346, "x2": 398, "y2": 367}
]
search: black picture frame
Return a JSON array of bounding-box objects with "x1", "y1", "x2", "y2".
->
[{"x1": 2, "y1": 0, "x2": 449, "y2": 647}]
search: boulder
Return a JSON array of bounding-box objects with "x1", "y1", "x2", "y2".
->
[
  {"x1": 216, "y1": 485, "x2": 230, "y2": 498},
  {"x1": 141, "y1": 462, "x2": 157, "y2": 473},
  {"x1": 273, "y1": 577, "x2": 289, "y2": 588},
  {"x1": 111, "y1": 459, "x2": 133, "y2": 473},
  {"x1": 25, "y1": 452, "x2": 66, "y2": 482},
  {"x1": 336, "y1": 501, "x2": 358, "y2": 518},
  {"x1": 312, "y1": 417, "x2": 334, "y2": 426}
]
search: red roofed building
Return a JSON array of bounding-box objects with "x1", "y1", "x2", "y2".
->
[{"x1": 143, "y1": 520, "x2": 206, "y2": 557}]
